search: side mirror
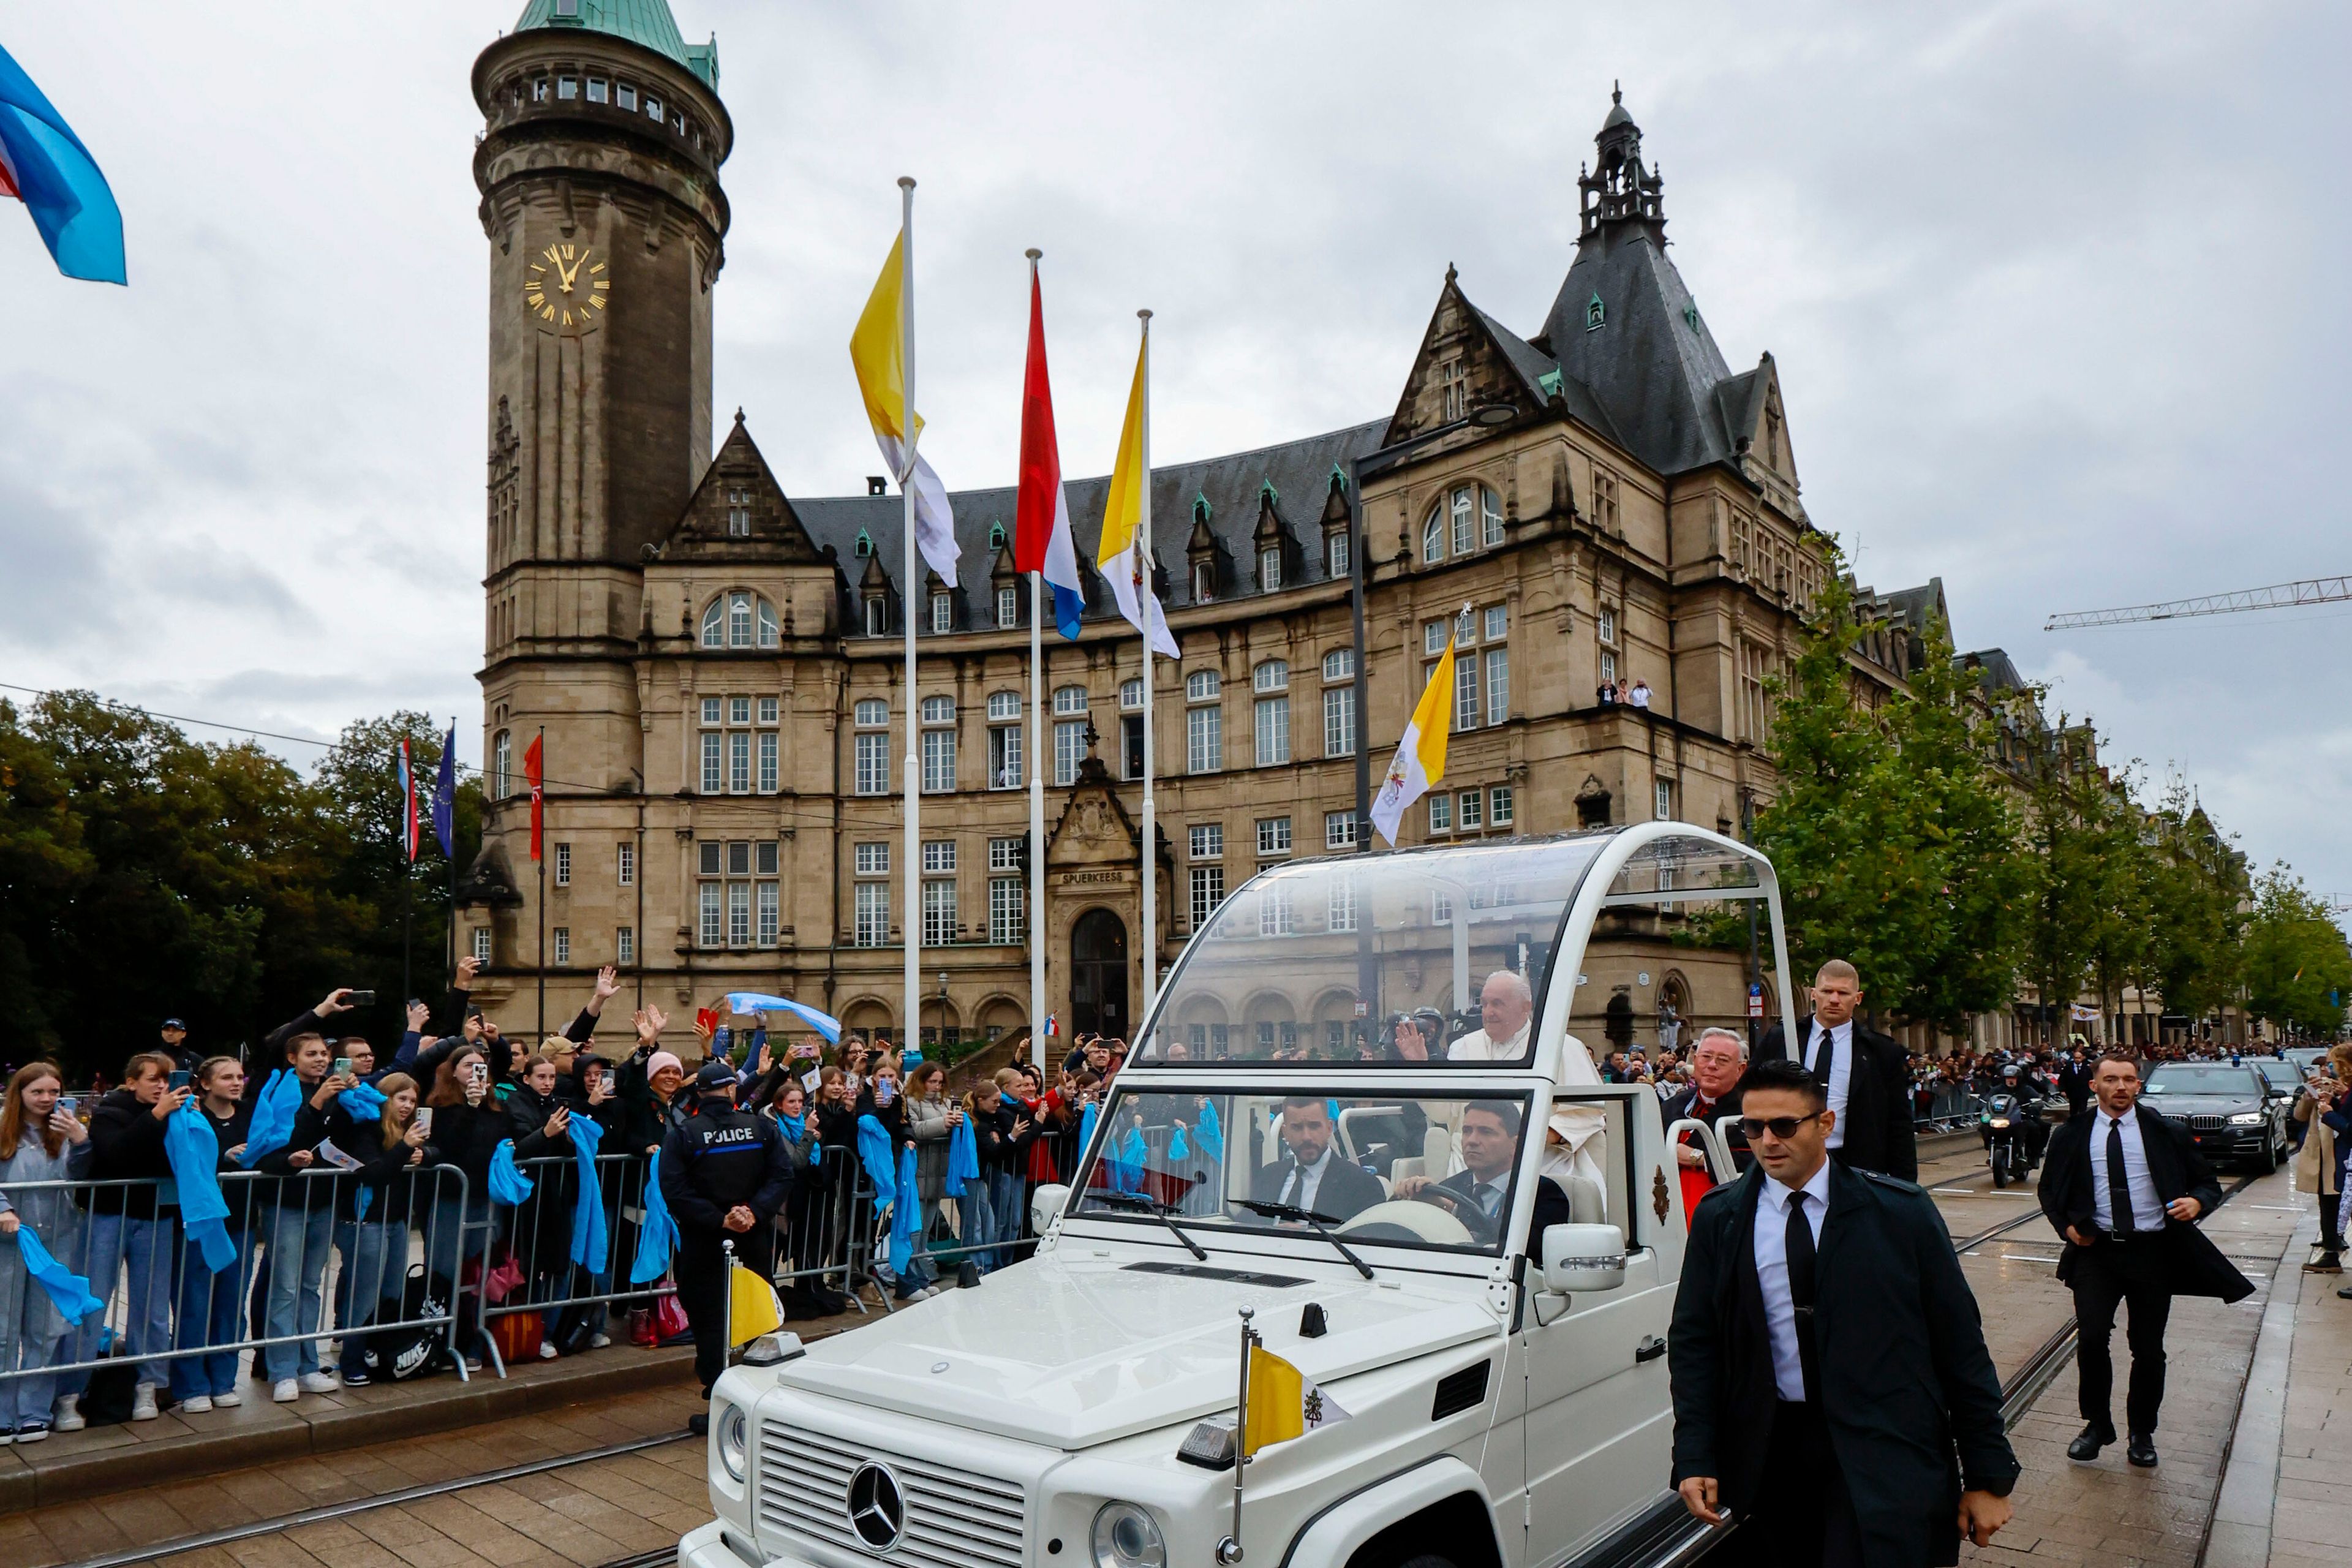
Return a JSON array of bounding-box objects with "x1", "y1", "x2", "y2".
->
[
  {"x1": 1031, "y1": 1183, "x2": 1071, "y2": 1236},
  {"x1": 1542, "y1": 1223, "x2": 1626, "y2": 1295}
]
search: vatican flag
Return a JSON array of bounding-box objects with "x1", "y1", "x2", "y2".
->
[
  {"x1": 728, "y1": 1259, "x2": 785, "y2": 1347},
  {"x1": 848, "y1": 227, "x2": 960, "y2": 581},
  {"x1": 1368, "y1": 622, "x2": 1460, "y2": 846},
  {"x1": 1243, "y1": 1344, "x2": 1349, "y2": 1459},
  {"x1": 1098, "y1": 326, "x2": 1180, "y2": 658}
]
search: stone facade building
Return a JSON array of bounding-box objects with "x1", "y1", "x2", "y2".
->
[{"x1": 459, "y1": 6, "x2": 1971, "y2": 1055}]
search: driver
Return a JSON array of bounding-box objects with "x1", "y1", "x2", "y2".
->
[
  {"x1": 1249, "y1": 1098, "x2": 1384, "y2": 1222},
  {"x1": 1394, "y1": 1102, "x2": 1572, "y2": 1234}
]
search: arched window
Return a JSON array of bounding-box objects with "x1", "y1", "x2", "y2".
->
[
  {"x1": 920, "y1": 695, "x2": 954, "y2": 725},
  {"x1": 1482, "y1": 488, "x2": 1505, "y2": 547},
  {"x1": 492, "y1": 730, "x2": 512, "y2": 798},
  {"x1": 1422, "y1": 507, "x2": 1444, "y2": 564},
  {"x1": 1185, "y1": 669, "x2": 1220, "y2": 702},
  {"x1": 703, "y1": 591, "x2": 780, "y2": 650},
  {"x1": 1322, "y1": 648, "x2": 1354, "y2": 681},
  {"x1": 987, "y1": 691, "x2": 1020, "y2": 721},
  {"x1": 758, "y1": 598, "x2": 780, "y2": 648},
  {"x1": 987, "y1": 521, "x2": 1007, "y2": 551},
  {"x1": 854, "y1": 529, "x2": 875, "y2": 559},
  {"x1": 1253, "y1": 659, "x2": 1288, "y2": 693},
  {"x1": 728, "y1": 592, "x2": 753, "y2": 647},
  {"x1": 854, "y1": 699, "x2": 888, "y2": 728},
  {"x1": 1119, "y1": 678, "x2": 1144, "y2": 711},
  {"x1": 1586, "y1": 292, "x2": 1605, "y2": 331},
  {"x1": 700, "y1": 599, "x2": 724, "y2": 648},
  {"x1": 1053, "y1": 684, "x2": 1088, "y2": 716},
  {"x1": 1422, "y1": 484, "x2": 1504, "y2": 564},
  {"x1": 1450, "y1": 488, "x2": 1474, "y2": 556}
]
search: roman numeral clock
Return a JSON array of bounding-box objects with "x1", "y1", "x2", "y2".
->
[{"x1": 522, "y1": 242, "x2": 611, "y2": 334}]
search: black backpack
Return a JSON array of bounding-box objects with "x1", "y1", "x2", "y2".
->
[{"x1": 361, "y1": 1266, "x2": 453, "y2": 1382}]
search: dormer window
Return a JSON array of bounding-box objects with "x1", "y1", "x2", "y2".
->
[
  {"x1": 930, "y1": 592, "x2": 953, "y2": 633},
  {"x1": 865, "y1": 597, "x2": 888, "y2": 637},
  {"x1": 1193, "y1": 560, "x2": 1214, "y2": 603},
  {"x1": 854, "y1": 529, "x2": 874, "y2": 559},
  {"x1": 1259, "y1": 546, "x2": 1281, "y2": 592},
  {"x1": 726, "y1": 489, "x2": 750, "y2": 537},
  {"x1": 1439, "y1": 358, "x2": 1468, "y2": 423},
  {"x1": 557, "y1": 77, "x2": 578, "y2": 100},
  {"x1": 617, "y1": 83, "x2": 638, "y2": 111},
  {"x1": 1586, "y1": 292, "x2": 1605, "y2": 331},
  {"x1": 996, "y1": 586, "x2": 1019, "y2": 628},
  {"x1": 586, "y1": 78, "x2": 608, "y2": 104},
  {"x1": 987, "y1": 521, "x2": 1007, "y2": 551},
  {"x1": 1326, "y1": 527, "x2": 1350, "y2": 578}
]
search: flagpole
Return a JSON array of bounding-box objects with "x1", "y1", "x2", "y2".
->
[
  {"x1": 1025, "y1": 251, "x2": 1049, "y2": 1067},
  {"x1": 897, "y1": 176, "x2": 922, "y2": 1060},
  {"x1": 447, "y1": 719, "x2": 459, "y2": 984},
  {"x1": 535, "y1": 723, "x2": 546, "y2": 1038},
  {"x1": 1135, "y1": 311, "x2": 1159, "y2": 1025}
]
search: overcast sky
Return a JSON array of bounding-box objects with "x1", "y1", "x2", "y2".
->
[{"x1": 4, "y1": 1, "x2": 2346, "y2": 900}]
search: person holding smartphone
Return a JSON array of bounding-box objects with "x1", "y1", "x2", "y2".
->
[
  {"x1": 502, "y1": 1048, "x2": 578, "y2": 1358},
  {"x1": 253, "y1": 1022, "x2": 357, "y2": 1403},
  {"x1": 0, "y1": 1061, "x2": 94, "y2": 1441},
  {"x1": 57, "y1": 1052, "x2": 190, "y2": 1425},
  {"x1": 332, "y1": 1072, "x2": 433, "y2": 1384},
  {"x1": 169, "y1": 1056, "x2": 255, "y2": 1413}
]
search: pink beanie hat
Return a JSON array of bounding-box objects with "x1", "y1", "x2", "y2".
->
[{"x1": 648, "y1": 1051, "x2": 684, "y2": 1080}]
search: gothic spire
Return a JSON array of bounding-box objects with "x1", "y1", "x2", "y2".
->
[{"x1": 1578, "y1": 83, "x2": 1666, "y2": 241}]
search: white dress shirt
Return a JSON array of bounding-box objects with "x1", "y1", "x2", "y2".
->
[
  {"x1": 1753, "y1": 1158, "x2": 1833, "y2": 1402},
  {"x1": 1806, "y1": 1019, "x2": 1854, "y2": 1149},
  {"x1": 2087, "y1": 1109, "x2": 2166, "y2": 1231},
  {"x1": 1280, "y1": 1145, "x2": 1336, "y2": 1213}
]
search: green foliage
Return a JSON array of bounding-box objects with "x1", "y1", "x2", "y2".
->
[
  {"x1": 2243, "y1": 864, "x2": 2351, "y2": 1035},
  {"x1": 2141, "y1": 778, "x2": 2248, "y2": 1024},
  {"x1": 2018, "y1": 718, "x2": 2153, "y2": 1028},
  {"x1": 0, "y1": 694, "x2": 481, "y2": 1080}
]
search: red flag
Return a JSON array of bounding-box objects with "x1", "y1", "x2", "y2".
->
[
  {"x1": 523, "y1": 733, "x2": 544, "y2": 862},
  {"x1": 1013, "y1": 268, "x2": 1060, "y2": 574}
]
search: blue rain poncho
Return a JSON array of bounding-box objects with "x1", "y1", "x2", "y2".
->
[
  {"x1": 568, "y1": 1114, "x2": 608, "y2": 1275},
  {"x1": 14, "y1": 1226, "x2": 104, "y2": 1325},
  {"x1": 630, "y1": 1148, "x2": 679, "y2": 1285},
  {"x1": 166, "y1": 1101, "x2": 238, "y2": 1273},
  {"x1": 238, "y1": 1068, "x2": 302, "y2": 1168}
]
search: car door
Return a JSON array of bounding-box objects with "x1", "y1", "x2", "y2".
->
[{"x1": 1512, "y1": 1094, "x2": 1678, "y2": 1567}]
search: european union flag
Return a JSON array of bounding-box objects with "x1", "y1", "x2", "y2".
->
[{"x1": 431, "y1": 720, "x2": 458, "y2": 859}]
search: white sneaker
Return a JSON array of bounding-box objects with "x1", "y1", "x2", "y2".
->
[
  {"x1": 272, "y1": 1379, "x2": 300, "y2": 1404},
  {"x1": 297, "y1": 1371, "x2": 340, "y2": 1395},
  {"x1": 179, "y1": 1395, "x2": 213, "y2": 1414},
  {"x1": 50, "y1": 1395, "x2": 84, "y2": 1433},
  {"x1": 537, "y1": 1341, "x2": 559, "y2": 1360},
  {"x1": 212, "y1": 1390, "x2": 243, "y2": 1409},
  {"x1": 589, "y1": 1333, "x2": 612, "y2": 1349},
  {"x1": 130, "y1": 1384, "x2": 159, "y2": 1422}
]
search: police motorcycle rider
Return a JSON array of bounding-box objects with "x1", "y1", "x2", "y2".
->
[
  {"x1": 660, "y1": 1061, "x2": 794, "y2": 1434},
  {"x1": 1980, "y1": 1061, "x2": 2051, "y2": 1180}
]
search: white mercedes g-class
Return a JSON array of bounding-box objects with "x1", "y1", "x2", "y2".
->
[{"x1": 683, "y1": 826, "x2": 1790, "y2": 1568}]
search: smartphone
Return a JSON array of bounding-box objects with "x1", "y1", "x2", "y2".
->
[
  {"x1": 344, "y1": 990, "x2": 377, "y2": 1008},
  {"x1": 333, "y1": 1057, "x2": 353, "y2": 1079},
  {"x1": 57, "y1": 1096, "x2": 78, "y2": 1118},
  {"x1": 170, "y1": 1070, "x2": 191, "y2": 1091},
  {"x1": 413, "y1": 1107, "x2": 433, "y2": 1137},
  {"x1": 471, "y1": 1061, "x2": 489, "y2": 1084}
]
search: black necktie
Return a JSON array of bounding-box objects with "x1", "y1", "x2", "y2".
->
[
  {"x1": 1808, "y1": 1025, "x2": 1834, "y2": 1088},
  {"x1": 2106, "y1": 1118, "x2": 2135, "y2": 1235},
  {"x1": 1785, "y1": 1189, "x2": 1820, "y2": 1402}
]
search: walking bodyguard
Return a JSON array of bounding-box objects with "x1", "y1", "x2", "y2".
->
[
  {"x1": 660, "y1": 1062, "x2": 794, "y2": 1433},
  {"x1": 1755, "y1": 959, "x2": 1917, "y2": 1182},
  {"x1": 2037, "y1": 1050, "x2": 2252, "y2": 1466},
  {"x1": 1670, "y1": 1059, "x2": 2016, "y2": 1567}
]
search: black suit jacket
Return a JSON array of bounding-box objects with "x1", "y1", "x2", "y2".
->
[
  {"x1": 1427, "y1": 1165, "x2": 1575, "y2": 1239},
  {"x1": 1660, "y1": 1083, "x2": 1749, "y2": 1170},
  {"x1": 2035, "y1": 1103, "x2": 2253, "y2": 1303},
  {"x1": 1757, "y1": 1016, "x2": 1918, "y2": 1182},
  {"x1": 1248, "y1": 1150, "x2": 1385, "y2": 1223},
  {"x1": 1670, "y1": 1164, "x2": 2018, "y2": 1568}
]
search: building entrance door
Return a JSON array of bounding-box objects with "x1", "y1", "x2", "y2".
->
[{"x1": 1070, "y1": 908, "x2": 1129, "y2": 1040}]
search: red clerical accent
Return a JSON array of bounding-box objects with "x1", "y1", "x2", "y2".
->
[{"x1": 523, "y1": 734, "x2": 545, "y2": 861}]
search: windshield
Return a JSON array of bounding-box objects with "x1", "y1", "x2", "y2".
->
[
  {"x1": 2255, "y1": 1061, "x2": 2302, "y2": 1090},
  {"x1": 1070, "y1": 1087, "x2": 1541, "y2": 1256},
  {"x1": 2143, "y1": 1066, "x2": 2261, "y2": 1096},
  {"x1": 1134, "y1": 835, "x2": 1622, "y2": 1065}
]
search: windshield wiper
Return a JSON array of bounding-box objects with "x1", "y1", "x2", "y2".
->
[
  {"x1": 1084, "y1": 1189, "x2": 1210, "y2": 1261},
  {"x1": 1234, "y1": 1198, "x2": 1375, "y2": 1280}
]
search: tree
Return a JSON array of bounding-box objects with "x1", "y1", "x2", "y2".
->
[
  {"x1": 2143, "y1": 778, "x2": 2248, "y2": 1028},
  {"x1": 2243, "y1": 865, "x2": 2351, "y2": 1036}
]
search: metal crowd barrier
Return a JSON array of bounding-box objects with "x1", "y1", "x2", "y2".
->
[
  {"x1": 1915, "y1": 1084, "x2": 1985, "y2": 1131},
  {"x1": 0, "y1": 1166, "x2": 473, "y2": 1396}
]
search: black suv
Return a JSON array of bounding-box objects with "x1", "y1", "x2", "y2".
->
[{"x1": 2139, "y1": 1062, "x2": 2293, "y2": 1172}]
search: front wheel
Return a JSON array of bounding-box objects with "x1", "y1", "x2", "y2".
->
[{"x1": 1990, "y1": 1148, "x2": 2009, "y2": 1189}]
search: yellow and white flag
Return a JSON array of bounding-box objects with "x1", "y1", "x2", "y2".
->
[
  {"x1": 1099, "y1": 330, "x2": 1180, "y2": 658},
  {"x1": 849, "y1": 230, "x2": 960, "y2": 581},
  {"x1": 729, "y1": 1261, "x2": 785, "y2": 1346},
  {"x1": 1368, "y1": 623, "x2": 1458, "y2": 845},
  {"x1": 1243, "y1": 1343, "x2": 1349, "y2": 1459}
]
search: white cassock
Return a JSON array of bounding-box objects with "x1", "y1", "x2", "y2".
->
[{"x1": 1445, "y1": 1023, "x2": 1608, "y2": 1189}]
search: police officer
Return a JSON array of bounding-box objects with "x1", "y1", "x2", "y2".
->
[{"x1": 660, "y1": 1061, "x2": 793, "y2": 1432}]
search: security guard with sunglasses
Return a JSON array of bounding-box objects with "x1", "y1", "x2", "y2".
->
[{"x1": 1669, "y1": 1058, "x2": 2016, "y2": 1567}]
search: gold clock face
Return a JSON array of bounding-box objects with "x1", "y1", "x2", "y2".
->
[{"x1": 523, "y1": 243, "x2": 611, "y2": 334}]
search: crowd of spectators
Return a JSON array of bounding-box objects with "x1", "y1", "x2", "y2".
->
[{"x1": 0, "y1": 959, "x2": 1143, "y2": 1444}]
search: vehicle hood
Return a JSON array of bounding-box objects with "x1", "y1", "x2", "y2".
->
[
  {"x1": 2144, "y1": 1095, "x2": 2262, "y2": 1117},
  {"x1": 778, "y1": 1249, "x2": 1497, "y2": 1448}
]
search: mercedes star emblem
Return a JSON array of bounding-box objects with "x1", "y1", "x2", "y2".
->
[{"x1": 846, "y1": 1461, "x2": 907, "y2": 1551}]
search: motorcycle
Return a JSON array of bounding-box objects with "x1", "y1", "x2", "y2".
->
[{"x1": 1981, "y1": 1091, "x2": 2029, "y2": 1188}]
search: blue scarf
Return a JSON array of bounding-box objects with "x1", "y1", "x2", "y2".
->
[
  {"x1": 776, "y1": 1110, "x2": 808, "y2": 1145},
  {"x1": 631, "y1": 1148, "x2": 680, "y2": 1285},
  {"x1": 1168, "y1": 1122, "x2": 1190, "y2": 1163},
  {"x1": 1078, "y1": 1099, "x2": 1099, "y2": 1158},
  {"x1": 167, "y1": 1101, "x2": 238, "y2": 1273},
  {"x1": 489, "y1": 1139, "x2": 534, "y2": 1204},
  {"x1": 943, "y1": 1115, "x2": 979, "y2": 1197},
  {"x1": 1114, "y1": 1124, "x2": 1149, "y2": 1194},
  {"x1": 14, "y1": 1227, "x2": 104, "y2": 1325},
  {"x1": 239, "y1": 1069, "x2": 302, "y2": 1169},
  {"x1": 337, "y1": 1082, "x2": 388, "y2": 1123},
  {"x1": 855, "y1": 1114, "x2": 897, "y2": 1207},
  {"x1": 891, "y1": 1142, "x2": 919, "y2": 1275},
  {"x1": 567, "y1": 1115, "x2": 608, "y2": 1275},
  {"x1": 1194, "y1": 1099, "x2": 1224, "y2": 1162}
]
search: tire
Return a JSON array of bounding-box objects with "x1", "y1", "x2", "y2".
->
[
  {"x1": 2260, "y1": 1131, "x2": 2281, "y2": 1174},
  {"x1": 1990, "y1": 1150, "x2": 2008, "y2": 1189}
]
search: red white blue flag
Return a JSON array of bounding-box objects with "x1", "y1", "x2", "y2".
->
[
  {"x1": 1014, "y1": 263, "x2": 1084, "y2": 639},
  {"x1": 0, "y1": 43, "x2": 125, "y2": 284},
  {"x1": 396, "y1": 739, "x2": 420, "y2": 863}
]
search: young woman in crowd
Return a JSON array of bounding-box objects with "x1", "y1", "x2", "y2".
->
[
  {"x1": 836, "y1": 1040, "x2": 869, "y2": 1101},
  {"x1": 763, "y1": 1079, "x2": 839, "y2": 1316},
  {"x1": 254, "y1": 1028, "x2": 355, "y2": 1403},
  {"x1": 614, "y1": 1005, "x2": 688, "y2": 1157},
  {"x1": 419, "y1": 1045, "x2": 502, "y2": 1292},
  {"x1": 854, "y1": 1058, "x2": 908, "y2": 1295},
  {"x1": 899, "y1": 1062, "x2": 961, "y2": 1300},
  {"x1": 61, "y1": 1052, "x2": 188, "y2": 1425},
  {"x1": 333, "y1": 1072, "x2": 431, "y2": 1385},
  {"x1": 502, "y1": 1048, "x2": 578, "y2": 1357},
  {"x1": 954, "y1": 1078, "x2": 1012, "y2": 1273},
  {"x1": 0, "y1": 1063, "x2": 92, "y2": 1441},
  {"x1": 170, "y1": 1056, "x2": 254, "y2": 1412}
]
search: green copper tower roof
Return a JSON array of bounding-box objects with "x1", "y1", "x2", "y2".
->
[{"x1": 513, "y1": 0, "x2": 718, "y2": 89}]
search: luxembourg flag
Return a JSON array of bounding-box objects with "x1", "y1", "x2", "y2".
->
[
  {"x1": 1368, "y1": 611, "x2": 1463, "y2": 846},
  {"x1": 396, "y1": 738, "x2": 421, "y2": 863},
  {"x1": 0, "y1": 43, "x2": 125, "y2": 284},
  {"x1": 1014, "y1": 258, "x2": 1084, "y2": 639}
]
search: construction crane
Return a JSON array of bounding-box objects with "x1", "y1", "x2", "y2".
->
[{"x1": 2046, "y1": 574, "x2": 2352, "y2": 630}]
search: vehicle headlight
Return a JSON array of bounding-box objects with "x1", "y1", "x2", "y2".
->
[
  {"x1": 716, "y1": 1401, "x2": 750, "y2": 1483},
  {"x1": 1988, "y1": 1119, "x2": 2010, "y2": 1129},
  {"x1": 2229, "y1": 1112, "x2": 2266, "y2": 1126},
  {"x1": 1091, "y1": 1501, "x2": 1167, "y2": 1568}
]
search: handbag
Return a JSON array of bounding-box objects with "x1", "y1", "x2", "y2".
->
[
  {"x1": 482, "y1": 1252, "x2": 527, "y2": 1306},
  {"x1": 488, "y1": 1307, "x2": 542, "y2": 1364},
  {"x1": 653, "y1": 1286, "x2": 692, "y2": 1346}
]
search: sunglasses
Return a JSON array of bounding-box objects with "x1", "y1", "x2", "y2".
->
[{"x1": 1737, "y1": 1112, "x2": 1824, "y2": 1140}]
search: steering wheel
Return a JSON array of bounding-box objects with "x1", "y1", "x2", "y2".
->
[
  {"x1": 1409, "y1": 1183, "x2": 1502, "y2": 1245},
  {"x1": 1336, "y1": 1199, "x2": 1474, "y2": 1246}
]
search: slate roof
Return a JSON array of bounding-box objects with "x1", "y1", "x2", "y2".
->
[
  {"x1": 791, "y1": 421, "x2": 1389, "y2": 629},
  {"x1": 1963, "y1": 647, "x2": 2029, "y2": 695},
  {"x1": 513, "y1": 0, "x2": 718, "y2": 87},
  {"x1": 1469, "y1": 305, "x2": 1624, "y2": 447}
]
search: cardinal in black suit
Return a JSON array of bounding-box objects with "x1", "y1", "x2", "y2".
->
[
  {"x1": 1246, "y1": 1096, "x2": 1385, "y2": 1222},
  {"x1": 1755, "y1": 960, "x2": 1917, "y2": 1182},
  {"x1": 2037, "y1": 1051, "x2": 2252, "y2": 1466}
]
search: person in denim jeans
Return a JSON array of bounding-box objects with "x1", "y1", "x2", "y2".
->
[
  {"x1": 900, "y1": 1064, "x2": 960, "y2": 1298},
  {"x1": 60, "y1": 1054, "x2": 186, "y2": 1427},
  {"x1": 255, "y1": 1030, "x2": 358, "y2": 1401},
  {"x1": 332, "y1": 1074, "x2": 432, "y2": 1384},
  {"x1": 170, "y1": 1057, "x2": 257, "y2": 1411},
  {"x1": 0, "y1": 1063, "x2": 94, "y2": 1441}
]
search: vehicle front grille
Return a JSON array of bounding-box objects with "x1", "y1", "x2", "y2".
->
[
  {"x1": 757, "y1": 1422, "x2": 1026, "y2": 1568},
  {"x1": 2188, "y1": 1114, "x2": 2228, "y2": 1132}
]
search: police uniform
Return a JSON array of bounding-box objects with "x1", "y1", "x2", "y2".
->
[{"x1": 660, "y1": 1065, "x2": 795, "y2": 1395}]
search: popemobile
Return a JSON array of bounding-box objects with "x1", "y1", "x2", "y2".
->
[{"x1": 682, "y1": 824, "x2": 1793, "y2": 1568}]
